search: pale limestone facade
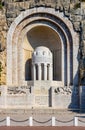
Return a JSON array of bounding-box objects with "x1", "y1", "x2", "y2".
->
[
  {"x1": 1, "y1": 0, "x2": 85, "y2": 109},
  {"x1": 7, "y1": 7, "x2": 79, "y2": 87},
  {"x1": 2, "y1": 7, "x2": 78, "y2": 109}
]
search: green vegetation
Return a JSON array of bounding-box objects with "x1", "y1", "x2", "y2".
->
[
  {"x1": 0, "y1": 1, "x2": 3, "y2": 9},
  {"x1": 74, "y1": 3, "x2": 80, "y2": 9},
  {"x1": 81, "y1": 0, "x2": 85, "y2": 2}
]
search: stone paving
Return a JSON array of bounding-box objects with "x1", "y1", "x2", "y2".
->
[
  {"x1": 0, "y1": 109, "x2": 85, "y2": 126},
  {"x1": 0, "y1": 126, "x2": 85, "y2": 130}
]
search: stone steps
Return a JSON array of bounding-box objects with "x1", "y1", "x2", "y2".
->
[{"x1": 0, "y1": 108, "x2": 76, "y2": 115}]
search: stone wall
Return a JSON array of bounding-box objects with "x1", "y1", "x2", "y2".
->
[
  {"x1": 0, "y1": 8, "x2": 8, "y2": 85},
  {"x1": 5, "y1": 0, "x2": 83, "y2": 32}
]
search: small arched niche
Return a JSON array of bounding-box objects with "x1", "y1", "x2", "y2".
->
[{"x1": 23, "y1": 25, "x2": 62, "y2": 81}]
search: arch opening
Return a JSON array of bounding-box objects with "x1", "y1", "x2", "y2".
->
[
  {"x1": 7, "y1": 7, "x2": 78, "y2": 87},
  {"x1": 23, "y1": 25, "x2": 62, "y2": 81}
]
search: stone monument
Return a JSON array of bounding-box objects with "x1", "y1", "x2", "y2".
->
[{"x1": 0, "y1": 0, "x2": 85, "y2": 110}]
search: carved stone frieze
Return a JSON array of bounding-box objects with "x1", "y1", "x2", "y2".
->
[
  {"x1": 7, "y1": 86, "x2": 31, "y2": 95},
  {"x1": 55, "y1": 87, "x2": 72, "y2": 95}
]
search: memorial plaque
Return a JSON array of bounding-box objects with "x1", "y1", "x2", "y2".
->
[
  {"x1": 35, "y1": 96, "x2": 41, "y2": 104},
  {"x1": 41, "y1": 87, "x2": 48, "y2": 95},
  {"x1": 40, "y1": 96, "x2": 48, "y2": 105},
  {"x1": 34, "y1": 89, "x2": 41, "y2": 95},
  {"x1": 34, "y1": 86, "x2": 49, "y2": 106},
  {"x1": 34, "y1": 87, "x2": 48, "y2": 95},
  {"x1": 35, "y1": 96, "x2": 48, "y2": 106}
]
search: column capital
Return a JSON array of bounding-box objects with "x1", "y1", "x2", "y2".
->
[
  {"x1": 50, "y1": 63, "x2": 53, "y2": 66},
  {"x1": 37, "y1": 63, "x2": 41, "y2": 66},
  {"x1": 44, "y1": 63, "x2": 47, "y2": 66}
]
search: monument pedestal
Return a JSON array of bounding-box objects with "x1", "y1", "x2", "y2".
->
[{"x1": 0, "y1": 83, "x2": 72, "y2": 109}]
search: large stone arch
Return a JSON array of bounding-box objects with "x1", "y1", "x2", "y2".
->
[
  {"x1": 7, "y1": 7, "x2": 79, "y2": 87},
  {"x1": 18, "y1": 23, "x2": 65, "y2": 86}
]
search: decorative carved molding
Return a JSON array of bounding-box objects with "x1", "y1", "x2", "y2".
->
[
  {"x1": 7, "y1": 86, "x2": 31, "y2": 95},
  {"x1": 55, "y1": 87, "x2": 72, "y2": 95}
]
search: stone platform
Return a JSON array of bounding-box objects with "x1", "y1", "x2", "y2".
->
[{"x1": 0, "y1": 84, "x2": 72, "y2": 109}]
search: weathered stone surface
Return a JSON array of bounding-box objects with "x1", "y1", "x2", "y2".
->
[
  {"x1": 0, "y1": 0, "x2": 84, "y2": 87},
  {"x1": 82, "y1": 20, "x2": 85, "y2": 40},
  {"x1": 0, "y1": 50, "x2": 6, "y2": 85},
  {"x1": 70, "y1": 15, "x2": 82, "y2": 22},
  {"x1": 6, "y1": 12, "x2": 17, "y2": 18},
  {"x1": 3, "y1": 0, "x2": 83, "y2": 32},
  {"x1": 0, "y1": 9, "x2": 7, "y2": 85},
  {"x1": 55, "y1": 87, "x2": 72, "y2": 95},
  {"x1": 73, "y1": 22, "x2": 81, "y2": 31}
]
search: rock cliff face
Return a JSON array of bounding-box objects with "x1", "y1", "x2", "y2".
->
[
  {"x1": 0, "y1": 8, "x2": 8, "y2": 85},
  {"x1": 0, "y1": 0, "x2": 85, "y2": 85}
]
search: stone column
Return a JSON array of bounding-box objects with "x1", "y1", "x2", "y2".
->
[
  {"x1": 50, "y1": 87, "x2": 55, "y2": 107},
  {"x1": 44, "y1": 63, "x2": 47, "y2": 80},
  {"x1": 38, "y1": 64, "x2": 41, "y2": 80},
  {"x1": 49, "y1": 64, "x2": 53, "y2": 80},
  {"x1": 32, "y1": 64, "x2": 36, "y2": 80},
  {"x1": 67, "y1": 42, "x2": 70, "y2": 86}
]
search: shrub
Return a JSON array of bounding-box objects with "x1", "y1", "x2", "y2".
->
[{"x1": 0, "y1": 1, "x2": 3, "y2": 9}]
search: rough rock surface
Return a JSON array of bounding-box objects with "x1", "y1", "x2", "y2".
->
[{"x1": 0, "y1": 8, "x2": 8, "y2": 85}]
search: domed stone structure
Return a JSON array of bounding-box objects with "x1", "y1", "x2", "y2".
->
[
  {"x1": 32, "y1": 46, "x2": 53, "y2": 81},
  {"x1": 1, "y1": 0, "x2": 84, "y2": 109}
]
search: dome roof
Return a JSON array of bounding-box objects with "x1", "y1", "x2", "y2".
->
[
  {"x1": 33, "y1": 46, "x2": 52, "y2": 56},
  {"x1": 35, "y1": 46, "x2": 50, "y2": 52},
  {"x1": 32, "y1": 46, "x2": 52, "y2": 64}
]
